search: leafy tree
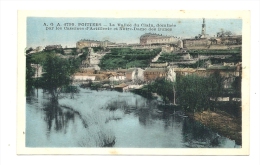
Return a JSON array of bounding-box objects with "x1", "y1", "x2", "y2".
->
[
  {"x1": 133, "y1": 78, "x2": 175, "y2": 104},
  {"x1": 208, "y1": 72, "x2": 225, "y2": 108},
  {"x1": 151, "y1": 78, "x2": 174, "y2": 104},
  {"x1": 176, "y1": 72, "x2": 226, "y2": 114},
  {"x1": 176, "y1": 75, "x2": 211, "y2": 113},
  {"x1": 39, "y1": 54, "x2": 80, "y2": 100}
]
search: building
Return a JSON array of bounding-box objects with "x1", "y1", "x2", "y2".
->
[
  {"x1": 140, "y1": 33, "x2": 183, "y2": 48},
  {"x1": 76, "y1": 40, "x2": 101, "y2": 49},
  {"x1": 183, "y1": 38, "x2": 210, "y2": 48},
  {"x1": 76, "y1": 39, "x2": 116, "y2": 49},
  {"x1": 200, "y1": 18, "x2": 208, "y2": 39},
  {"x1": 174, "y1": 68, "x2": 197, "y2": 77},
  {"x1": 109, "y1": 72, "x2": 126, "y2": 81},
  {"x1": 162, "y1": 45, "x2": 178, "y2": 52},
  {"x1": 125, "y1": 68, "x2": 144, "y2": 82},
  {"x1": 73, "y1": 73, "x2": 96, "y2": 81},
  {"x1": 183, "y1": 18, "x2": 211, "y2": 48},
  {"x1": 209, "y1": 35, "x2": 242, "y2": 46},
  {"x1": 44, "y1": 45, "x2": 62, "y2": 50},
  {"x1": 143, "y1": 67, "x2": 176, "y2": 82}
]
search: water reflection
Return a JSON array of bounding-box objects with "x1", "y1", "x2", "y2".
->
[
  {"x1": 42, "y1": 100, "x2": 76, "y2": 137},
  {"x1": 26, "y1": 88, "x2": 238, "y2": 148}
]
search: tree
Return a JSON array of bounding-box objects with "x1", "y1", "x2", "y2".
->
[
  {"x1": 224, "y1": 31, "x2": 232, "y2": 36},
  {"x1": 176, "y1": 75, "x2": 211, "y2": 114},
  {"x1": 152, "y1": 78, "x2": 174, "y2": 104},
  {"x1": 39, "y1": 54, "x2": 79, "y2": 100},
  {"x1": 208, "y1": 71, "x2": 224, "y2": 108},
  {"x1": 176, "y1": 71, "x2": 226, "y2": 113}
]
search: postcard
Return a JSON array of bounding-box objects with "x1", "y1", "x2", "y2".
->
[{"x1": 17, "y1": 10, "x2": 250, "y2": 155}]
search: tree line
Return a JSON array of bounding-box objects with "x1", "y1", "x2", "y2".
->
[{"x1": 132, "y1": 72, "x2": 241, "y2": 117}]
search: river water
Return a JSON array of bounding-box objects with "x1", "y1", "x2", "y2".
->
[{"x1": 26, "y1": 88, "x2": 240, "y2": 148}]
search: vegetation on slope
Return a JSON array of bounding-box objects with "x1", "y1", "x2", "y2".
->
[{"x1": 99, "y1": 48, "x2": 161, "y2": 70}]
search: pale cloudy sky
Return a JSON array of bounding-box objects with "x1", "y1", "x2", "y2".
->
[{"x1": 27, "y1": 17, "x2": 242, "y2": 48}]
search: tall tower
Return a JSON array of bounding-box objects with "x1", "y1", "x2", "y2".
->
[{"x1": 201, "y1": 18, "x2": 206, "y2": 36}]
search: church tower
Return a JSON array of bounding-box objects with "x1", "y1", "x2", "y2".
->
[{"x1": 201, "y1": 18, "x2": 206, "y2": 36}]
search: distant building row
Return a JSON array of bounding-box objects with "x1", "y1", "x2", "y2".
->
[
  {"x1": 139, "y1": 33, "x2": 183, "y2": 48},
  {"x1": 76, "y1": 39, "x2": 127, "y2": 49}
]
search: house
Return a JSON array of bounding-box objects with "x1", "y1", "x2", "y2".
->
[
  {"x1": 183, "y1": 38, "x2": 210, "y2": 48},
  {"x1": 109, "y1": 73, "x2": 126, "y2": 81},
  {"x1": 174, "y1": 68, "x2": 196, "y2": 77},
  {"x1": 140, "y1": 33, "x2": 183, "y2": 48},
  {"x1": 73, "y1": 73, "x2": 96, "y2": 81},
  {"x1": 143, "y1": 68, "x2": 168, "y2": 82},
  {"x1": 125, "y1": 68, "x2": 144, "y2": 82}
]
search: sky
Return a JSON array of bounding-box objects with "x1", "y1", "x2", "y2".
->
[{"x1": 27, "y1": 17, "x2": 242, "y2": 48}]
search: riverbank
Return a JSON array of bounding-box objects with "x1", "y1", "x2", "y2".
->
[{"x1": 187, "y1": 110, "x2": 242, "y2": 145}]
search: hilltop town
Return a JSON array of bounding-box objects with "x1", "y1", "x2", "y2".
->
[{"x1": 27, "y1": 18, "x2": 242, "y2": 95}]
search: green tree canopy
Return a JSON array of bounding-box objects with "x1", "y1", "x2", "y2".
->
[{"x1": 39, "y1": 54, "x2": 80, "y2": 99}]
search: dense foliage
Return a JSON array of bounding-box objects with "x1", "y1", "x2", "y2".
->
[
  {"x1": 189, "y1": 48, "x2": 241, "y2": 56},
  {"x1": 157, "y1": 52, "x2": 182, "y2": 62},
  {"x1": 99, "y1": 48, "x2": 161, "y2": 69},
  {"x1": 132, "y1": 78, "x2": 174, "y2": 103},
  {"x1": 210, "y1": 55, "x2": 242, "y2": 64},
  {"x1": 176, "y1": 72, "x2": 227, "y2": 114},
  {"x1": 133, "y1": 72, "x2": 241, "y2": 117},
  {"x1": 26, "y1": 52, "x2": 81, "y2": 98},
  {"x1": 157, "y1": 48, "x2": 241, "y2": 68},
  {"x1": 39, "y1": 54, "x2": 80, "y2": 98},
  {"x1": 92, "y1": 46, "x2": 104, "y2": 52}
]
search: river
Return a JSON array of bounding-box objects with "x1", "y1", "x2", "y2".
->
[{"x1": 26, "y1": 88, "x2": 240, "y2": 148}]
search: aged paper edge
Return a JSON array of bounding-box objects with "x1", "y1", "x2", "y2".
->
[{"x1": 17, "y1": 10, "x2": 250, "y2": 155}]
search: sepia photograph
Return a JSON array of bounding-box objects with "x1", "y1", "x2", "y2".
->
[{"x1": 16, "y1": 10, "x2": 250, "y2": 155}]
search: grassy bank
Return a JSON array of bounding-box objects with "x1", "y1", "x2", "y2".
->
[{"x1": 187, "y1": 110, "x2": 242, "y2": 145}]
